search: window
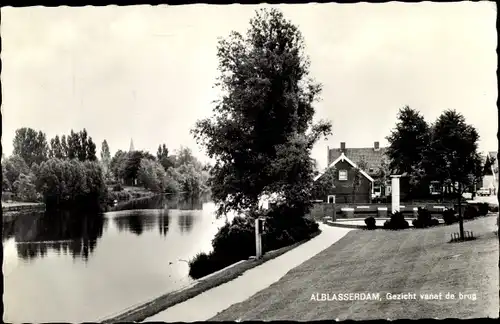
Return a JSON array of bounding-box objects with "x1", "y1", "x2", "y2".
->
[{"x1": 339, "y1": 170, "x2": 348, "y2": 181}]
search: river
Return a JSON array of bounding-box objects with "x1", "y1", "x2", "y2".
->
[{"x1": 2, "y1": 194, "x2": 229, "y2": 323}]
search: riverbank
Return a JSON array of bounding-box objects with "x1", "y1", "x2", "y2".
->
[
  {"x1": 210, "y1": 215, "x2": 498, "y2": 321},
  {"x1": 2, "y1": 202, "x2": 45, "y2": 215},
  {"x1": 100, "y1": 227, "x2": 330, "y2": 323}
]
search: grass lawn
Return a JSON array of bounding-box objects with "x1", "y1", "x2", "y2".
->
[{"x1": 210, "y1": 215, "x2": 498, "y2": 321}]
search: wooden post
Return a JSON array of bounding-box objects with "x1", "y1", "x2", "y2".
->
[
  {"x1": 255, "y1": 218, "x2": 262, "y2": 259},
  {"x1": 458, "y1": 183, "x2": 464, "y2": 241}
]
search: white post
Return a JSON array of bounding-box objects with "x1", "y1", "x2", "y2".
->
[
  {"x1": 255, "y1": 218, "x2": 262, "y2": 259},
  {"x1": 391, "y1": 175, "x2": 401, "y2": 213}
]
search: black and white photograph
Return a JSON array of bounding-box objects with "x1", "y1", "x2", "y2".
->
[{"x1": 1, "y1": 2, "x2": 498, "y2": 322}]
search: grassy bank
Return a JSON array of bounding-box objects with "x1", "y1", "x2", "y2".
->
[
  {"x1": 100, "y1": 230, "x2": 321, "y2": 323},
  {"x1": 210, "y1": 215, "x2": 498, "y2": 321}
]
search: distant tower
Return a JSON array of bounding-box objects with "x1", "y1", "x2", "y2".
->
[{"x1": 129, "y1": 138, "x2": 135, "y2": 152}]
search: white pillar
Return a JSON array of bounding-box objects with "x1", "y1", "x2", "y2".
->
[
  {"x1": 391, "y1": 175, "x2": 401, "y2": 213},
  {"x1": 255, "y1": 219, "x2": 262, "y2": 259}
]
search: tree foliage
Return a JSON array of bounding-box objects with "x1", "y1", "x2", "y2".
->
[
  {"x1": 312, "y1": 167, "x2": 337, "y2": 201},
  {"x1": 49, "y1": 135, "x2": 66, "y2": 159},
  {"x1": 36, "y1": 158, "x2": 107, "y2": 210},
  {"x1": 13, "y1": 128, "x2": 49, "y2": 166},
  {"x1": 386, "y1": 106, "x2": 431, "y2": 182},
  {"x1": 157, "y1": 143, "x2": 175, "y2": 171},
  {"x1": 351, "y1": 158, "x2": 368, "y2": 202},
  {"x1": 3, "y1": 155, "x2": 30, "y2": 190},
  {"x1": 192, "y1": 8, "x2": 331, "y2": 217},
  {"x1": 13, "y1": 173, "x2": 39, "y2": 202},
  {"x1": 137, "y1": 158, "x2": 168, "y2": 193},
  {"x1": 428, "y1": 110, "x2": 482, "y2": 194},
  {"x1": 100, "y1": 140, "x2": 111, "y2": 176}
]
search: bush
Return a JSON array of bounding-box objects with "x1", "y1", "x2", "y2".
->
[
  {"x1": 13, "y1": 173, "x2": 39, "y2": 202},
  {"x1": 112, "y1": 183, "x2": 123, "y2": 192},
  {"x1": 463, "y1": 205, "x2": 479, "y2": 220},
  {"x1": 412, "y1": 207, "x2": 440, "y2": 228},
  {"x1": 383, "y1": 211, "x2": 409, "y2": 230},
  {"x1": 442, "y1": 208, "x2": 458, "y2": 225},
  {"x1": 489, "y1": 205, "x2": 499, "y2": 213},
  {"x1": 188, "y1": 252, "x2": 221, "y2": 279},
  {"x1": 476, "y1": 203, "x2": 489, "y2": 216},
  {"x1": 188, "y1": 204, "x2": 320, "y2": 279},
  {"x1": 364, "y1": 216, "x2": 377, "y2": 230}
]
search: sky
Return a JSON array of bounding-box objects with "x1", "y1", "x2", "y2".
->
[{"x1": 1, "y1": 2, "x2": 497, "y2": 170}]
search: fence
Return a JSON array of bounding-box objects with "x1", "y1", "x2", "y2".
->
[{"x1": 308, "y1": 202, "x2": 454, "y2": 221}]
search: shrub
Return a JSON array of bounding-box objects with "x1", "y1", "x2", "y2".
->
[
  {"x1": 364, "y1": 216, "x2": 376, "y2": 230},
  {"x1": 189, "y1": 204, "x2": 320, "y2": 279},
  {"x1": 476, "y1": 203, "x2": 489, "y2": 216},
  {"x1": 413, "y1": 207, "x2": 440, "y2": 228},
  {"x1": 463, "y1": 205, "x2": 479, "y2": 220},
  {"x1": 442, "y1": 208, "x2": 458, "y2": 225},
  {"x1": 489, "y1": 205, "x2": 499, "y2": 213},
  {"x1": 188, "y1": 252, "x2": 221, "y2": 279},
  {"x1": 383, "y1": 211, "x2": 409, "y2": 230},
  {"x1": 112, "y1": 183, "x2": 123, "y2": 192}
]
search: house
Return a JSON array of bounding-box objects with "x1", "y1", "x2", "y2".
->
[{"x1": 313, "y1": 142, "x2": 385, "y2": 204}]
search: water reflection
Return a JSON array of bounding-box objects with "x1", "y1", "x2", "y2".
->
[
  {"x1": 177, "y1": 213, "x2": 195, "y2": 234},
  {"x1": 2, "y1": 211, "x2": 105, "y2": 262},
  {"x1": 113, "y1": 210, "x2": 163, "y2": 236}
]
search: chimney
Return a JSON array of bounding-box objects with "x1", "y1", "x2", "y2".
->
[
  {"x1": 340, "y1": 142, "x2": 346, "y2": 152},
  {"x1": 374, "y1": 141, "x2": 380, "y2": 151}
]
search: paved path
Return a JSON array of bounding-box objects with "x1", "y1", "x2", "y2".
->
[{"x1": 143, "y1": 224, "x2": 353, "y2": 322}]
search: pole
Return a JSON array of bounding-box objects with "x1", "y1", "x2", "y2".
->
[
  {"x1": 458, "y1": 182, "x2": 464, "y2": 240},
  {"x1": 255, "y1": 218, "x2": 262, "y2": 259}
]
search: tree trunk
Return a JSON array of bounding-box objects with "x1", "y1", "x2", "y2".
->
[{"x1": 458, "y1": 182, "x2": 464, "y2": 240}]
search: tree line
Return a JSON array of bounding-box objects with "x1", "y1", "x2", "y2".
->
[
  {"x1": 386, "y1": 105, "x2": 484, "y2": 200},
  {"x1": 2, "y1": 127, "x2": 209, "y2": 210}
]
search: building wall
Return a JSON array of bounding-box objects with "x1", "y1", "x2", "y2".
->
[{"x1": 323, "y1": 160, "x2": 372, "y2": 204}]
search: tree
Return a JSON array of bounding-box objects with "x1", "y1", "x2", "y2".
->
[
  {"x1": 49, "y1": 135, "x2": 65, "y2": 159},
  {"x1": 13, "y1": 127, "x2": 49, "y2": 166},
  {"x1": 375, "y1": 158, "x2": 391, "y2": 197},
  {"x1": 122, "y1": 150, "x2": 156, "y2": 185},
  {"x1": 483, "y1": 154, "x2": 496, "y2": 176},
  {"x1": 110, "y1": 150, "x2": 128, "y2": 181},
  {"x1": 100, "y1": 140, "x2": 111, "y2": 176},
  {"x1": 351, "y1": 158, "x2": 368, "y2": 203},
  {"x1": 312, "y1": 167, "x2": 337, "y2": 201},
  {"x1": 3, "y1": 155, "x2": 30, "y2": 190},
  {"x1": 13, "y1": 173, "x2": 38, "y2": 202},
  {"x1": 192, "y1": 9, "x2": 331, "y2": 217},
  {"x1": 137, "y1": 158, "x2": 167, "y2": 193},
  {"x1": 429, "y1": 110, "x2": 483, "y2": 240},
  {"x1": 61, "y1": 135, "x2": 69, "y2": 158},
  {"x1": 86, "y1": 137, "x2": 97, "y2": 161},
  {"x1": 157, "y1": 144, "x2": 174, "y2": 170},
  {"x1": 175, "y1": 146, "x2": 199, "y2": 168},
  {"x1": 386, "y1": 106, "x2": 431, "y2": 197}
]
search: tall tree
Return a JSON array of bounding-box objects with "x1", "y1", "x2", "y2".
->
[
  {"x1": 429, "y1": 110, "x2": 483, "y2": 240},
  {"x1": 86, "y1": 136, "x2": 97, "y2": 161},
  {"x1": 386, "y1": 106, "x2": 431, "y2": 197},
  {"x1": 100, "y1": 140, "x2": 111, "y2": 175},
  {"x1": 192, "y1": 8, "x2": 331, "y2": 217},
  {"x1": 157, "y1": 143, "x2": 173, "y2": 170},
  {"x1": 49, "y1": 135, "x2": 65, "y2": 159},
  {"x1": 13, "y1": 127, "x2": 49, "y2": 166},
  {"x1": 61, "y1": 135, "x2": 69, "y2": 158},
  {"x1": 351, "y1": 158, "x2": 368, "y2": 203}
]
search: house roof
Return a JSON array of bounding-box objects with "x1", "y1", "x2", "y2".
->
[
  {"x1": 328, "y1": 147, "x2": 389, "y2": 174},
  {"x1": 315, "y1": 152, "x2": 374, "y2": 182}
]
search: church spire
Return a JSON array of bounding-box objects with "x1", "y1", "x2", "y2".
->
[{"x1": 129, "y1": 138, "x2": 135, "y2": 152}]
